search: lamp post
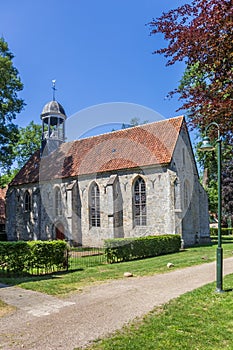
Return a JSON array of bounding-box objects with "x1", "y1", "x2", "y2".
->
[{"x1": 199, "y1": 122, "x2": 223, "y2": 293}]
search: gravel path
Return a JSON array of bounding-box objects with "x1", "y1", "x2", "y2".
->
[{"x1": 1, "y1": 257, "x2": 233, "y2": 350}]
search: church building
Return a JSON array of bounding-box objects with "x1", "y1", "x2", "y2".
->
[{"x1": 6, "y1": 99, "x2": 210, "y2": 247}]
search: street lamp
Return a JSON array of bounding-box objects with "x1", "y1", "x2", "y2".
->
[{"x1": 199, "y1": 122, "x2": 223, "y2": 293}]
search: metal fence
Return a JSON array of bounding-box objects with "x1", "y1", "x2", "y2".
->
[
  {"x1": 0, "y1": 246, "x2": 106, "y2": 277},
  {"x1": 0, "y1": 260, "x2": 68, "y2": 277},
  {"x1": 68, "y1": 247, "x2": 106, "y2": 269}
]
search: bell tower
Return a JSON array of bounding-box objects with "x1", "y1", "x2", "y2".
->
[{"x1": 40, "y1": 81, "x2": 67, "y2": 157}]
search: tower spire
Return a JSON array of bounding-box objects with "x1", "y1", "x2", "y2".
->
[
  {"x1": 52, "y1": 79, "x2": 57, "y2": 101},
  {"x1": 40, "y1": 85, "x2": 67, "y2": 157}
]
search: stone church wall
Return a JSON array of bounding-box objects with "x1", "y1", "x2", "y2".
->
[
  {"x1": 75, "y1": 167, "x2": 177, "y2": 247},
  {"x1": 170, "y1": 124, "x2": 210, "y2": 246},
  {"x1": 6, "y1": 123, "x2": 210, "y2": 247}
]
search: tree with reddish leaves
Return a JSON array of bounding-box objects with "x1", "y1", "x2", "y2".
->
[
  {"x1": 149, "y1": 0, "x2": 233, "y2": 224},
  {"x1": 149, "y1": 0, "x2": 233, "y2": 139}
]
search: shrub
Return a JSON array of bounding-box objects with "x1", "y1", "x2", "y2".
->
[
  {"x1": 0, "y1": 241, "x2": 31, "y2": 272},
  {"x1": 104, "y1": 234, "x2": 181, "y2": 263},
  {"x1": 0, "y1": 240, "x2": 68, "y2": 274},
  {"x1": 28, "y1": 240, "x2": 68, "y2": 273}
]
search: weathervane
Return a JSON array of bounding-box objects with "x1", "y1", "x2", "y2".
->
[{"x1": 52, "y1": 79, "x2": 57, "y2": 101}]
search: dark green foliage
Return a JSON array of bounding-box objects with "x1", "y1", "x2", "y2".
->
[
  {"x1": 0, "y1": 122, "x2": 42, "y2": 187},
  {"x1": 13, "y1": 121, "x2": 42, "y2": 168},
  {"x1": 0, "y1": 37, "x2": 25, "y2": 174},
  {"x1": 0, "y1": 240, "x2": 68, "y2": 275},
  {"x1": 104, "y1": 235, "x2": 181, "y2": 263},
  {"x1": 0, "y1": 38, "x2": 24, "y2": 122},
  {"x1": 197, "y1": 140, "x2": 233, "y2": 224},
  {"x1": 222, "y1": 145, "x2": 233, "y2": 226}
]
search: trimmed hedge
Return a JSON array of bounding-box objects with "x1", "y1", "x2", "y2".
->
[
  {"x1": 0, "y1": 241, "x2": 31, "y2": 273},
  {"x1": 210, "y1": 227, "x2": 233, "y2": 236},
  {"x1": 0, "y1": 240, "x2": 68, "y2": 274},
  {"x1": 104, "y1": 234, "x2": 181, "y2": 263}
]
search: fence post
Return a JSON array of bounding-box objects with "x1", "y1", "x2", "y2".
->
[{"x1": 66, "y1": 249, "x2": 69, "y2": 271}]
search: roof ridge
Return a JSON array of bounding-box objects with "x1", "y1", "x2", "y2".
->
[
  {"x1": 67, "y1": 115, "x2": 184, "y2": 144},
  {"x1": 10, "y1": 115, "x2": 185, "y2": 186}
]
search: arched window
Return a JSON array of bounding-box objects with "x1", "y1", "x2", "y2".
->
[
  {"x1": 24, "y1": 191, "x2": 31, "y2": 212},
  {"x1": 89, "y1": 182, "x2": 100, "y2": 227},
  {"x1": 55, "y1": 187, "x2": 62, "y2": 216},
  {"x1": 55, "y1": 222, "x2": 65, "y2": 240},
  {"x1": 133, "y1": 177, "x2": 146, "y2": 226}
]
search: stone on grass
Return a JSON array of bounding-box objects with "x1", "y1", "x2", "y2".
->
[
  {"x1": 124, "y1": 272, "x2": 133, "y2": 277},
  {"x1": 167, "y1": 263, "x2": 174, "y2": 268},
  {"x1": 201, "y1": 256, "x2": 208, "y2": 260}
]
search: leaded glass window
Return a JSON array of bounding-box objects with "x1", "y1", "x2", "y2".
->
[
  {"x1": 90, "y1": 183, "x2": 100, "y2": 227},
  {"x1": 24, "y1": 191, "x2": 31, "y2": 212},
  {"x1": 55, "y1": 187, "x2": 62, "y2": 216},
  {"x1": 133, "y1": 177, "x2": 146, "y2": 226}
]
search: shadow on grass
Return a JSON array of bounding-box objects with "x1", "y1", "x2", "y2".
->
[
  {"x1": 0, "y1": 268, "x2": 84, "y2": 288},
  {"x1": 211, "y1": 236, "x2": 233, "y2": 244}
]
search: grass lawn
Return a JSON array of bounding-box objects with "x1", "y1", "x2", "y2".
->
[
  {"x1": 78, "y1": 273, "x2": 233, "y2": 350},
  {"x1": 0, "y1": 299, "x2": 15, "y2": 318},
  {"x1": 0, "y1": 240, "x2": 233, "y2": 296}
]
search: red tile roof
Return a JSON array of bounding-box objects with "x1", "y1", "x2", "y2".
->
[
  {"x1": 0, "y1": 188, "x2": 7, "y2": 224},
  {"x1": 10, "y1": 116, "x2": 184, "y2": 186}
]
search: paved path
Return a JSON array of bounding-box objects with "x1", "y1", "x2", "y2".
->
[{"x1": 1, "y1": 257, "x2": 233, "y2": 350}]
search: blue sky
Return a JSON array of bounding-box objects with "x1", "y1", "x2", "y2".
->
[{"x1": 1, "y1": 0, "x2": 191, "y2": 138}]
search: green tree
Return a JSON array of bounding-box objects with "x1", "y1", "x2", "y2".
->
[
  {"x1": 0, "y1": 37, "x2": 24, "y2": 174},
  {"x1": 0, "y1": 168, "x2": 19, "y2": 188},
  {"x1": 196, "y1": 138, "x2": 233, "y2": 225},
  {"x1": 0, "y1": 121, "x2": 42, "y2": 187},
  {"x1": 13, "y1": 121, "x2": 41, "y2": 169}
]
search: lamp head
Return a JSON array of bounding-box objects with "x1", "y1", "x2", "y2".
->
[{"x1": 199, "y1": 136, "x2": 215, "y2": 152}]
